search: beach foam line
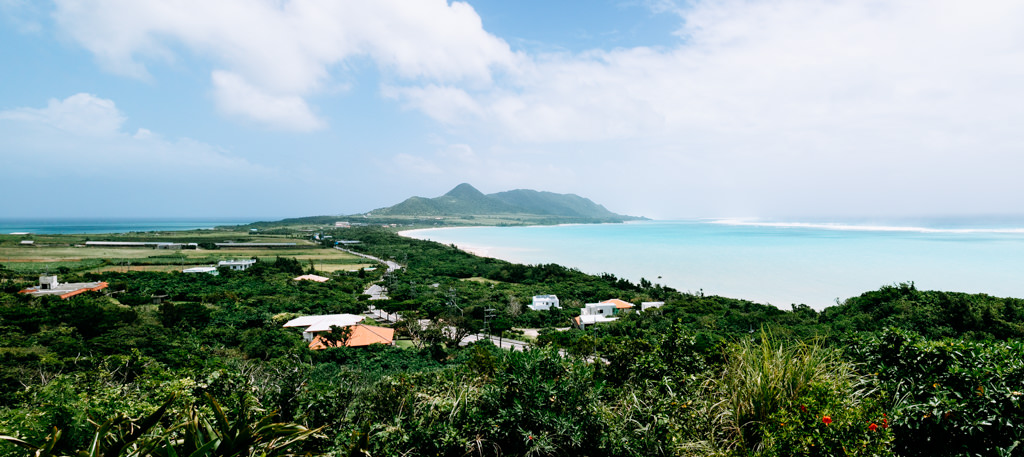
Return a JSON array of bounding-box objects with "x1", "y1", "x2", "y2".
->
[
  {"x1": 397, "y1": 228, "x2": 494, "y2": 257},
  {"x1": 708, "y1": 219, "x2": 1024, "y2": 234}
]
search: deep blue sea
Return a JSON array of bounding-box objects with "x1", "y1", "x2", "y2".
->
[
  {"x1": 401, "y1": 219, "x2": 1024, "y2": 309},
  {"x1": 0, "y1": 218, "x2": 256, "y2": 234}
]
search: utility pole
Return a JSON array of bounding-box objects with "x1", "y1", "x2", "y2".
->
[
  {"x1": 484, "y1": 307, "x2": 497, "y2": 347},
  {"x1": 447, "y1": 287, "x2": 461, "y2": 315}
]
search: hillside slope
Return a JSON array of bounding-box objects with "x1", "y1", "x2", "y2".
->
[{"x1": 368, "y1": 183, "x2": 639, "y2": 222}]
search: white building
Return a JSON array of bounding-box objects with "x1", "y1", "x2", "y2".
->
[
  {"x1": 529, "y1": 294, "x2": 560, "y2": 311},
  {"x1": 581, "y1": 302, "x2": 618, "y2": 316},
  {"x1": 183, "y1": 266, "x2": 219, "y2": 275},
  {"x1": 641, "y1": 301, "x2": 665, "y2": 311},
  {"x1": 574, "y1": 299, "x2": 635, "y2": 329},
  {"x1": 283, "y1": 313, "x2": 366, "y2": 341},
  {"x1": 19, "y1": 275, "x2": 109, "y2": 299},
  {"x1": 217, "y1": 259, "x2": 256, "y2": 271}
]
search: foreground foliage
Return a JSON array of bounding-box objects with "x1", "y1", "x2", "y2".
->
[{"x1": 1, "y1": 227, "x2": 1022, "y2": 455}]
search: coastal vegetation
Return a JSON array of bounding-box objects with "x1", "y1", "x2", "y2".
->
[{"x1": 0, "y1": 225, "x2": 1022, "y2": 456}]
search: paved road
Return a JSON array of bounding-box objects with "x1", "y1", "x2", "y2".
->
[
  {"x1": 364, "y1": 304, "x2": 400, "y2": 323},
  {"x1": 460, "y1": 333, "x2": 530, "y2": 351},
  {"x1": 364, "y1": 284, "x2": 389, "y2": 300},
  {"x1": 335, "y1": 246, "x2": 403, "y2": 300},
  {"x1": 334, "y1": 246, "x2": 402, "y2": 273}
]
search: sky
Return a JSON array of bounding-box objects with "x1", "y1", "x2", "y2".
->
[{"x1": 2, "y1": 0, "x2": 1023, "y2": 221}]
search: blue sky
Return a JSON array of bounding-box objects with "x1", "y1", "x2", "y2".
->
[{"x1": 2, "y1": 0, "x2": 1023, "y2": 220}]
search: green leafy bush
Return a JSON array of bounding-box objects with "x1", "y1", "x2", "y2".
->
[{"x1": 847, "y1": 329, "x2": 1024, "y2": 457}]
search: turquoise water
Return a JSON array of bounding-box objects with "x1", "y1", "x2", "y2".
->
[
  {"x1": 0, "y1": 218, "x2": 256, "y2": 234},
  {"x1": 402, "y1": 220, "x2": 1024, "y2": 309}
]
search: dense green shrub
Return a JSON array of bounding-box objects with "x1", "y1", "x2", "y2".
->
[{"x1": 847, "y1": 329, "x2": 1024, "y2": 457}]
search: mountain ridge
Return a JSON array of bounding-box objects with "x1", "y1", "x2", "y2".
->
[{"x1": 368, "y1": 183, "x2": 641, "y2": 222}]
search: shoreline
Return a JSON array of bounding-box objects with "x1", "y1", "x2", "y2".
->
[
  {"x1": 399, "y1": 226, "x2": 520, "y2": 260},
  {"x1": 396, "y1": 220, "x2": 1024, "y2": 309},
  {"x1": 397, "y1": 220, "x2": 636, "y2": 261}
]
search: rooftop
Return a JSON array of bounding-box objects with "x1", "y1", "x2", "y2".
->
[
  {"x1": 19, "y1": 279, "x2": 109, "y2": 299},
  {"x1": 307, "y1": 325, "x2": 395, "y2": 349},
  {"x1": 294, "y1": 274, "x2": 330, "y2": 282},
  {"x1": 283, "y1": 313, "x2": 365, "y2": 332},
  {"x1": 603, "y1": 299, "x2": 635, "y2": 309}
]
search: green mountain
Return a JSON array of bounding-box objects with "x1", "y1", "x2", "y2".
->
[{"x1": 368, "y1": 183, "x2": 640, "y2": 222}]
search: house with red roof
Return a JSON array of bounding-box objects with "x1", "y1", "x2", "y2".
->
[
  {"x1": 573, "y1": 299, "x2": 635, "y2": 329},
  {"x1": 283, "y1": 313, "x2": 395, "y2": 348},
  {"x1": 19, "y1": 275, "x2": 108, "y2": 300}
]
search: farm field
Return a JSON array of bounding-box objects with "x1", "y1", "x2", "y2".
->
[{"x1": 0, "y1": 230, "x2": 369, "y2": 275}]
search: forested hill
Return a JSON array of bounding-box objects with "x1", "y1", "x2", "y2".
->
[{"x1": 368, "y1": 183, "x2": 642, "y2": 222}]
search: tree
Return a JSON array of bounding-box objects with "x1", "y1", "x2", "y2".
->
[
  {"x1": 506, "y1": 294, "x2": 522, "y2": 317},
  {"x1": 438, "y1": 313, "x2": 480, "y2": 348},
  {"x1": 320, "y1": 324, "x2": 354, "y2": 347}
]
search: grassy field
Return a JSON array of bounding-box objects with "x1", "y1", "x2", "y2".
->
[
  {"x1": 0, "y1": 228, "x2": 311, "y2": 245},
  {"x1": 89, "y1": 265, "x2": 187, "y2": 273}
]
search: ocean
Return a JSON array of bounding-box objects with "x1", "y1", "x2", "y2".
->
[
  {"x1": 0, "y1": 218, "x2": 256, "y2": 234},
  {"x1": 400, "y1": 219, "x2": 1024, "y2": 309}
]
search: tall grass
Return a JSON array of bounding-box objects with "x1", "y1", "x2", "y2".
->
[{"x1": 715, "y1": 330, "x2": 864, "y2": 453}]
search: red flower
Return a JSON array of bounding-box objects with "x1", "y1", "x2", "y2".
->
[
  {"x1": 822, "y1": 415, "x2": 832, "y2": 425},
  {"x1": 799, "y1": 404, "x2": 807, "y2": 413},
  {"x1": 528, "y1": 435, "x2": 533, "y2": 441},
  {"x1": 868, "y1": 423, "x2": 878, "y2": 432},
  {"x1": 881, "y1": 417, "x2": 889, "y2": 429}
]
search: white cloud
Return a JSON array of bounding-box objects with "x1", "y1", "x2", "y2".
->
[
  {"x1": 211, "y1": 70, "x2": 325, "y2": 132},
  {"x1": 0, "y1": 93, "x2": 125, "y2": 136},
  {"x1": 376, "y1": 0, "x2": 1024, "y2": 217},
  {"x1": 384, "y1": 84, "x2": 483, "y2": 125},
  {"x1": 35, "y1": 0, "x2": 1024, "y2": 218},
  {"x1": 132, "y1": 127, "x2": 156, "y2": 139},
  {"x1": 52, "y1": 0, "x2": 518, "y2": 129},
  {"x1": 439, "y1": 0, "x2": 1024, "y2": 147}
]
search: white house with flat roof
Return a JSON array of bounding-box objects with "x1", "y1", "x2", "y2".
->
[
  {"x1": 529, "y1": 295, "x2": 560, "y2": 311},
  {"x1": 582, "y1": 302, "x2": 617, "y2": 317},
  {"x1": 217, "y1": 259, "x2": 256, "y2": 271},
  {"x1": 574, "y1": 299, "x2": 636, "y2": 329},
  {"x1": 641, "y1": 301, "x2": 665, "y2": 311}
]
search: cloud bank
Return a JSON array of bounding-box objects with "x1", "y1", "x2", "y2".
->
[
  {"x1": 20, "y1": 0, "x2": 1024, "y2": 218},
  {"x1": 52, "y1": 0, "x2": 519, "y2": 131}
]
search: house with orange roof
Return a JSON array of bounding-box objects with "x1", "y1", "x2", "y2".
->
[
  {"x1": 283, "y1": 313, "x2": 395, "y2": 348},
  {"x1": 602, "y1": 299, "x2": 635, "y2": 313},
  {"x1": 19, "y1": 275, "x2": 108, "y2": 300},
  {"x1": 574, "y1": 299, "x2": 635, "y2": 329},
  {"x1": 307, "y1": 324, "x2": 396, "y2": 349}
]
